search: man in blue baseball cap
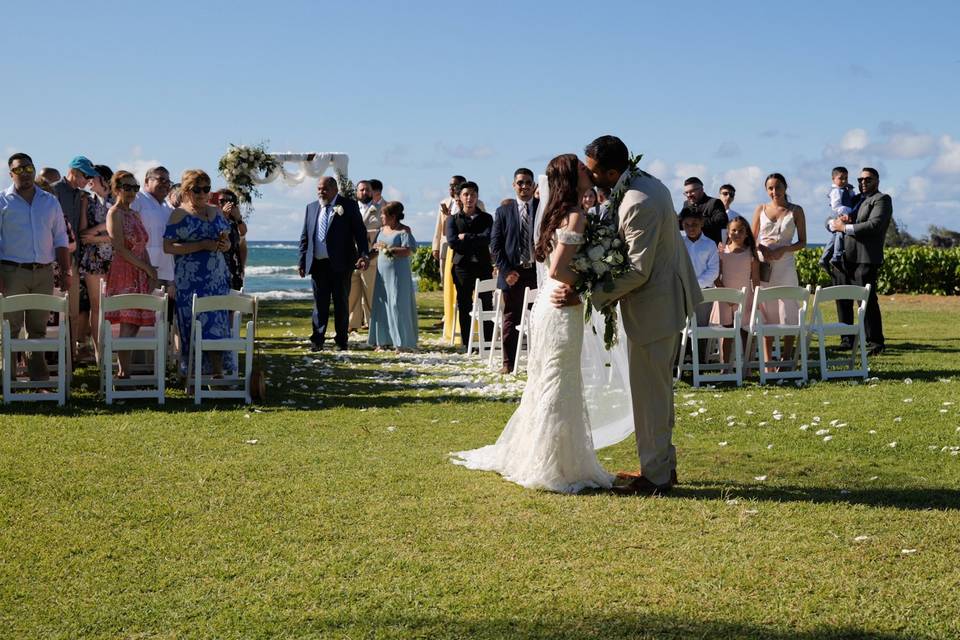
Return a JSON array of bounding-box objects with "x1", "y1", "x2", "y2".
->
[{"x1": 52, "y1": 155, "x2": 96, "y2": 360}]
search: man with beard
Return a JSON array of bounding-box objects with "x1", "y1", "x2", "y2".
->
[
  {"x1": 348, "y1": 179, "x2": 382, "y2": 331},
  {"x1": 678, "y1": 177, "x2": 728, "y2": 245}
]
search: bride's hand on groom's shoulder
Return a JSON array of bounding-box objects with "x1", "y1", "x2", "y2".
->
[{"x1": 550, "y1": 283, "x2": 580, "y2": 308}]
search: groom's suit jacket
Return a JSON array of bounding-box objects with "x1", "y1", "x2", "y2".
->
[
  {"x1": 490, "y1": 198, "x2": 540, "y2": 290},
  {"x1": 591, "y1": 172, "x2": 702, "y2": 346},
  {"x1": 298, "y1": 194, "x2": 369, "y2": 276}
]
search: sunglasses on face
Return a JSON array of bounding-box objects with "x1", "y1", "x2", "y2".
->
[
  {"x1": 119, "y1": 183, "x2": 140, "y2": 193},
  {"x1": 10, "y1": 165, "x2": 35, "y2": 176},
  {"x1": 857, "y1": 177, "x2": 874, "y2": 183},
  {"x1": 191, "y1": 186, "x2": 212, "y2": 194}
]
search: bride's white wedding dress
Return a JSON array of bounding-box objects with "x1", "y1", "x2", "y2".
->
[{"x1": 451, "y1": 229, "x2": 614, "y2": 493}]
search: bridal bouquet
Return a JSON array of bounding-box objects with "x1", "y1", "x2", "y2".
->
[
  {"x1": 570, "y1": 213, "x2": 630, "y2": 349},
  {"x1": 218, "y1": 142, "x2": 279, "y2": 212},
  {"x1": 374, "y1": 241, "x2": 398, "y2": 259}
]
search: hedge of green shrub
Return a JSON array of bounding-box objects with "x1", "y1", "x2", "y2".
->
[
  {"x1": 796, "y1": 247, "x2": 960, "y2": 295},
  {"x1": 411, "y1": 246, "x2": 442, "y2": 292}
]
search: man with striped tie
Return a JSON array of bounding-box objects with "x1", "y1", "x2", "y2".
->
[
  {"x1": 298, "y1": 176, "x2": 369, "y2": 351},
  {"x1": 491, "y1": 168, "x2": 540, "y2": 374}
]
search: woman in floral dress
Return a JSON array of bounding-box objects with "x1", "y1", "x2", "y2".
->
[{"x1": 81, "y1": 164, "x2": 114, "y2": 358}]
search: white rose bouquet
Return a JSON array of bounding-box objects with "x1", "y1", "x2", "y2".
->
[{"x1": 569, "y1": 212, "x2": 631, "y2": 349}]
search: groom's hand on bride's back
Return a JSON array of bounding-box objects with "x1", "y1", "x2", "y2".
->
[{"x1": 551, "y1": 283, "x2": 580, "y2": 308}]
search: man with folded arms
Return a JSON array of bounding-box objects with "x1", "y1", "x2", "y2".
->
[{"x1": 0, "y1": 153, "x2": 71, "y2": 380}]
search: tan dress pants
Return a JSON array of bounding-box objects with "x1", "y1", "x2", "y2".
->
[{"x1": 1, "y1": 263, "x2": 55, "y2": 380}]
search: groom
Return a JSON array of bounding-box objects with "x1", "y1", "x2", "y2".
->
[
  {"x1": 298, "y1": 176, "x2": 369, "y2": 351},
  {"x1": 553, "y1": 136, "x2": 702, "y2": 495}
]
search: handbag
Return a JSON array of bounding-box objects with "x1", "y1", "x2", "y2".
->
[{"x1": 758, "y1": 260, "x2": 772, "y2": 283}]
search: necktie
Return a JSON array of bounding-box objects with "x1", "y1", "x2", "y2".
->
[
  {"x1": 319, "y1": 205, "x2": 330, "y2": 242},
  {"x1": 519, "y1": 202, "x2": 530, "y2": 265}
]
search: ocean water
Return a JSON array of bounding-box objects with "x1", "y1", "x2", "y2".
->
[{"x1": 243, "y1": 240, "x2": 430, "y2": 300}]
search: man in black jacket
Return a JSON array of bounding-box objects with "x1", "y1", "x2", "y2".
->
[
  {"x1": 491, "y1": 168, "x2": 539, "y2": 373},
  {"x1": 445, "y1": 181, "x2": 493, "y2": 348},
  {"x1": 828, "y1": 167, "x2": 892, "y2": 355},
  {"x1": 298, "y1": 176, "x2": 369, "y2": 351},
  {"x1": 678, "y1": 177, "x2": 728, "y2": 244}
]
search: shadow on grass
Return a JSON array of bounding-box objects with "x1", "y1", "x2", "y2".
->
[
  {"x1": 671, "y1": 481, "x2": 960, "y2": 511},
  {"x1": 310, "y1": 613, "x2": 933, "y2": 639}
]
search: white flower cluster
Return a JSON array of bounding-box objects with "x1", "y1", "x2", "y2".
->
[
  {"x1": 217, "y1": 143, "x2": 279, "y2": 211},
  {"x1": 570, "y1": 214, "x2": 632, "y2": 349}
]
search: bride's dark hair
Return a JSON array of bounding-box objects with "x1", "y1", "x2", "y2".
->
[{"x1": 535, "y1": 153, "x2": 580, "y2": 263}]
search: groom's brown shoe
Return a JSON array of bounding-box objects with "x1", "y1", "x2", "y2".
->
[
  {"x1": 612, "y1": 475, "x2": 672, "y2": 496},
  {"x1": 616, "y1": 469, "x2": 679, "y2": 485}
]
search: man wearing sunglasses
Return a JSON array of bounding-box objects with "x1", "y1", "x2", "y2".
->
[
  {"x1": 0, "y1": 153, "x2": 71, "y2": 380},
  {"x1": 491, "y1": 168, "x2": 540, "y2": 374},
  {"x1": 828, "y1": 167, "x2": 892, "y2": 355}
]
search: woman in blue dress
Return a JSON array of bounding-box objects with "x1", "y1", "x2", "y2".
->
[
  {"x1": 368, "y1": 201, "x2": 419, "y2": 351},
  {"x1": 163, "y1": 169, "x2": 234, "y2": 376}
]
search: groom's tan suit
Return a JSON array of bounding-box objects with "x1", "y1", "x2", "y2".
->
[{"x1": 592, "y1": 172, "x2": 702, "y2": 485}]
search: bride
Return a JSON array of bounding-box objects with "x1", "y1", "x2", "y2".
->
[{"x1": 451, "y1": 154, "x2": 614, "y2": 493}]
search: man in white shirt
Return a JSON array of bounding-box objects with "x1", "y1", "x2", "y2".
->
[
  {"x1": 680, "y1": 209, "x2": 719, "y2": 363},
  {"x1": 131, "y1": 166, "x2": 176, "y2": 287},
  {"x1": 348, "y1": 180, "x2": 382, "y2": 331},
  {"x1": 0, "y1": 153, "x2": 71, "y2": 379}
]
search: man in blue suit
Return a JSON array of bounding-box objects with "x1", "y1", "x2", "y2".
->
[
  {"x1": 491, "y1": 168, "x2": 539, "y2": 373},
  {"x1": 298, "y1": 176, "x2": 369, "y2": 351}
]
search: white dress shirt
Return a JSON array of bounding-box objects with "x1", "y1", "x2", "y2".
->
[
  {"x1": 682, "y1": 231, "x2": 720, "y2": 289},
  {"x1": 131, "y1": 190, "x2": 175, "y2": 280},
  {"x1": 359, "y1": 200, "x2": 382, "y2": 243},
  {"x1": 0, "y1": 185, "x2": 69, "y2": 264}
]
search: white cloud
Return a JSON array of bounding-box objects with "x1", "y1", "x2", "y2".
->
[
  {"x1": 718, "y1": 166, "x2": 765, "y2": 203},
  {"x1": 930, "y1": 135, "x2": 960, "y2": 175},
  {"x1": 385, "y1": 185, "x2": 405, "y2": 202},
  {"x1": 114, "y1": 146, "x2": 162, "y2": 182},
  {"x1": 879, "y1": 132, "x2": 936, "y2": 159},
  {"x1": 840, "y1": 128, "x2": 869, "y2": 152},
  {"x1": 715, "y1": 141, "x2": 741, "y2": 159},
  {"x1": 646, "y1": 158, "x2": 668, "y2": 179}
]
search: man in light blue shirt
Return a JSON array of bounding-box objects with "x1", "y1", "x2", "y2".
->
[{"x1": 0, "y1": 152, "x2": 71, "y2": 380}]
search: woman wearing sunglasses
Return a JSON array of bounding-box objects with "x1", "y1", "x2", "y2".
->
[
  {"x1": 163, "y1": 169, "x2": 233, "y2": 377},
  {"x1": 104, "y1": 170, "x2": 157, "y2": 378}
]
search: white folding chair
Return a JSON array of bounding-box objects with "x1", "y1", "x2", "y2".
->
[
  {"x1": 99, "y1": 290, "x2": 168, "y2": 405},
  {"x1": 744, "y1": 285, "x2": 810, "y2": 384},
  {"x1": 676, "y1": 287, "x2": 746, "y2": 387},
  {"x1": 807, "y1": 284, "x2": 870, "y2": 381},
  {"x1": 466, "y1": 278, "x2": 498, "y2": 359},
  {"x1": 186, "y1": 293, "x2": 257, "y2": 404},
  {"x1": 485, "y1": 289, "x2": 506, "y2": 369},
  {"x1": 1, "y1": 293, "x2": 71, "y2": 406},
  {"x1": 513, "y1": 287, "x2": 539, "y2": 374}
]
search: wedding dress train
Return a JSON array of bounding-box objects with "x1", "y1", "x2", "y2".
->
[{"x1": 451, "y1": 231, "x2": 614, "y2": 493}]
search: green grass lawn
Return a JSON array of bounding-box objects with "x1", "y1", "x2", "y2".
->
[{"x1": 2, "y1": 293, "x2": 959, "y2": 639}]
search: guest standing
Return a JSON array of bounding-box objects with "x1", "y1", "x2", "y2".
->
[
  {"x1": 348, "y1": 179, "x2": 381, "y2": 331},
  {"x1": 80, "y1": 164, "x2": 114, "y2": 359},
  {"x1": 679, "y1": 177, "x2": 729, "y2": 245},
  {"x1": 446, "y1": 181, "x2": 493, "y2": 347},
  {"x1": 104, "y1": 171, "x2": 157, "y2": 378},
  {"x1": 216, "y1": 189, "x2": 247, "y2": 291},
  {"x1": 368, "y1": 202, "x2": 418, "y2": 350},
  {"x1": 581, "y1": 187, "x2": 599, "y2": 214},
  {"x1": 751, "y1": 173, "x2": 807, "y2": 365},
  {"x1": 491, "y1": 168, "x2": 539, "y2": 373},
  {"x1": 828, "y1": 168, "x2": 891, "y2": 355},
  {"x1": 132, "y1": 166, "x2": 176, "y2": 299},
  {"x1": 163, "y1": 170, "x2": 232, "y2": 376},
  {"x1": 0, "y1": 153, "x2": 71, "y2": 380}
]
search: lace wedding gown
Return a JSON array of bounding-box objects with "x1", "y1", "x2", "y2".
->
[{"x1": 451, "y1": 229, "x2": 614, "y2": 493}]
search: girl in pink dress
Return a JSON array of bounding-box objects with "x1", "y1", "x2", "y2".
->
[
  {"x1": 712, "y1": 216, "x2": 760, "y2": 367},
  {"x1": 104, "y1": 171, "x2": 158, "y2": 378}
]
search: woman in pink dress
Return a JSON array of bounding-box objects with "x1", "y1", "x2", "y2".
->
[
  {"x1": 751, "y1": 173, "x2": 807, "y2": 366},
  {"x1": 104, "y1": 170, "x2": 158, "y2": 378}
]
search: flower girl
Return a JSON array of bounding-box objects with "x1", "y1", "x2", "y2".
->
[{"x1": 711, "y1": 216, "x2": 760, "y2": 366}]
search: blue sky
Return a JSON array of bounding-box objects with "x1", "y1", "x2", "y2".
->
[{"x1": 2, "y1": 0, "x2": 959, "y2": 243}]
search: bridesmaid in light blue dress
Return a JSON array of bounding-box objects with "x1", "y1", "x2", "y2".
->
[{"x1": 368, "y1": 202, "x2": 419, "y2": 350}]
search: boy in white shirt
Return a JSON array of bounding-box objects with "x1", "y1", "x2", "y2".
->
[
  {"x1": 680, "y1": 209, "x2": 720, "y2": 363},
  {"x1": 820, "y1": 166, "x2": 858, "y2": 270}
]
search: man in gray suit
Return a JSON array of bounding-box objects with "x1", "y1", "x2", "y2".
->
[
  {"x1": 828, "y1": 167, "x2": 892, "y2": 355},
  {"x1": 552, "y1": 136, "x2": 702, "y2": 495}
]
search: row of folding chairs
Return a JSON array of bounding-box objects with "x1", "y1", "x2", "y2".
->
[
  {"x1": 676, "y1": 284, "x2": 872, "y2": 387},
  {"x1": 451, "y1": 278, "x2": 538, "y2": 374},
  {"x1": 0, "y1": 289, "x2": 257, "y2": 406}
]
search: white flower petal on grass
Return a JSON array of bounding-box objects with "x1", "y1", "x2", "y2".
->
[
  {"x1": 718, "y1": 441, "x2": 728, "y2": 447},
  {"x1": 689, "y1": 411, "x2": 700, "y2": 417},
  {"x1": 901, "y1": 549, "x2": 917, "y2": 555},
  {"x1": 854, "y1": 535, "x2": 870, "y2": 542},
  {"x1": 943, "y1": 401, "x2": 955, "y2": 406},
  {"x1": 894, "y1": 416, "x2": 902, "y2": 422},
  {"x1": 754, "y1": 475, "x2": 767, "y2": 481},
  {"x1": 823, "y1": 435, "x2": 834, "y2": 442},
  {"x1": 903, "y1": 398, "x2": 913, "y2": 403},
  {"x1": 800, "y1": 424, "x2": 809, "y2": 431},
  {"x1": 726, "y1": 498, "x2": 739, "y2": 505},
  {"x1": 745, "y1": 410, "x2": 754, "y2": 415},
  {"x1": 759, "y1": 421, "x2": 768, "y2": 427},
  {"x1": 815, "y1": 429, "x2": 830, "y2": 436},
  {"x1": 450, "y1": 420, "x2": 461, "y2": 424},
  {"x1": 245, "y1": 439, "x2": 259, "y2": 445},
  {"x1": 823, "y1": 401, "x2": 831, "y2": 405},
  {"x1": 830, "y1": 419, "x2": 839, "y2": 426},
  {"x1": 744, "y1": 509, "x2": 758, "y2": 515},
  {"x1": 869, "y1": 476, "x2": 879, "y2": 481},
  {"x1": 869, "y1": 430, "x2": 877, "y2": 434},
  {"x1": 698, "y1": 407, "x2": 707, "y2": 414},
  {"x1": 888, "y1": 441, "x2": 897, "y2": 448},
  {"x1": 387, "y1": 426, "x2": 396, "y2": 432},
  {"x1": 767, "y1": 444, "x2": 774, "y2": 450},
  {"x1": 904, "y1": 378, "x2": 913, "y2": 384},
  {"x1": 813, "y1": 416, "x2": 822, "y2": 423}
]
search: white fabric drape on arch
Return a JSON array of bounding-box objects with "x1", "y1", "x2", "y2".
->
[
  {"x1": 249, "y1": 152, "x2": 349, "y2": 187},
  {"x1": 535, "y1": 174, "x2": 634, "y2": 450}
]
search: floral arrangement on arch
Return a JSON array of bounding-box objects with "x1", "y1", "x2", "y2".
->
[{"x1": 218, "y1": 142, "x2": 280, "y2": 212}]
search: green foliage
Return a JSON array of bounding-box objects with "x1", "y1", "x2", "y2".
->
[
  {"x1": 796, "y1": 247, "x2": 960, "y2": 295},
  {"x1": 411, "y1": 246, "x2": 441, "y2": 291}
]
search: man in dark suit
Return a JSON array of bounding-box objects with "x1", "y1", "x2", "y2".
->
[
  {"x1": 678, "y1": 177, "x2": 728, "y2": 244},
  {"x1": 446, "y1": 181, "x2": 494, "y2": 349},
  {"x1": 828, "y1": 167, "x2": 892, "y2": 355},
  {"x1": 491, "y1": 168, "x2": 539, "y2": 373},
  {"x1": 298, "y1": 176, "x2": 369, "y2": 351}
]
